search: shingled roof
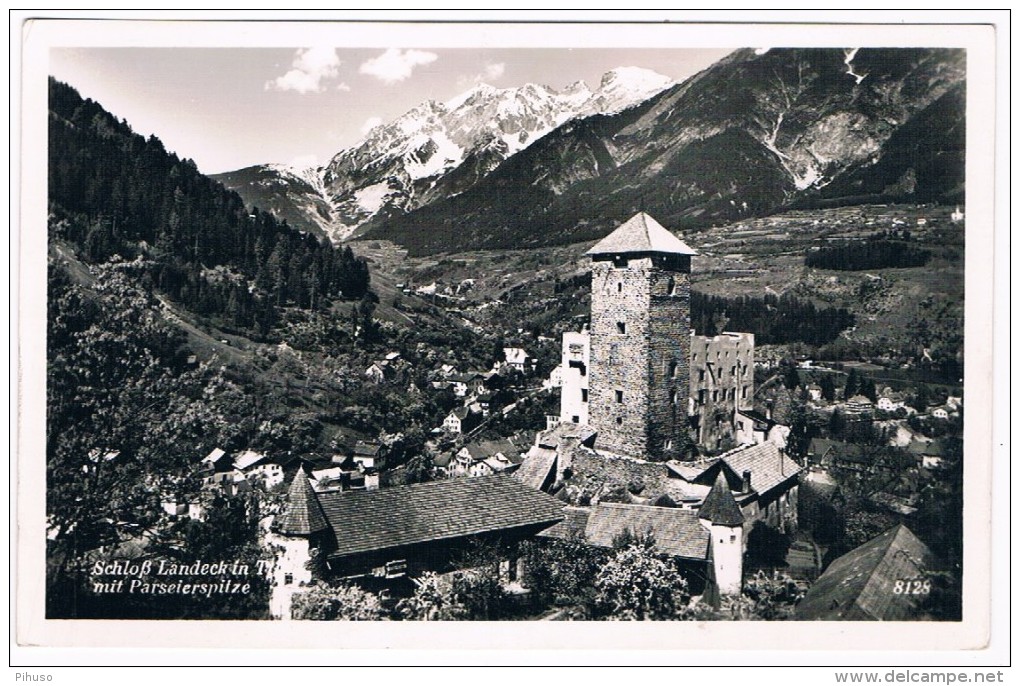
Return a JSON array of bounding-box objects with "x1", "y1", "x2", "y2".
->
[
  {"x1": 698, "y1": 471, "x2": 745, "y2": 527},
  {"x1": 515, "y1": 446, "x2": 558, "y2": 491},
  {"x1": 582, "y1": 503, "x2": 711, "y2": 560},
  {"x1": 719, "y1": 442, "x2": 801, "y2": 496},
  {"x1": 278, "y1": 468, "x2": 329, "y2": 536},
  {"x1": 586, "y1": 213, "x2": 697, "y2": 256},
  {"x1": 316, "y1": 474, "x2": 564, "y2": 559},
  {"x1": 795, "y1": 524, "x2": 939, "y2": 621}
]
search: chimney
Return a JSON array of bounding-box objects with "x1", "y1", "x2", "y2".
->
[
  {"x1": 364, "y1": 468, "x2": 380, "y2": 491},
  {"x1": 742, "y1": 470, "x2": 752, "y2": 493},
  {"x1": 765, "y1": 401, "x2": 774, "y2": 421}
]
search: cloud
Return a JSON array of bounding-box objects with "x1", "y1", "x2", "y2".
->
[
  {"x1": 336, "y1": 82, "x2": 352, "y2": 92},
  {"x1": 481, "y1": 62, "x2": 505, "y2": 81},
  {"x1": 360, "y1": 116, "x2": 383, "y2": 136},
  {"x1": 267, "y1": 47, "x2": 342, "y2": 94},
  {"x1": 359, "y1": 48, "x2": 438, "y2": 84},
  {"x1": 456, "y1": 61, "x2": 506, "y2": 89}
]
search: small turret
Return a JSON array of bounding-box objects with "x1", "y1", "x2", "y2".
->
[
  {"x1": 699, "y1": 471, "x2": 745, "y2": 595},
  {"x1": 278, "y1": 467, "x2": 328, "y2": 536}
]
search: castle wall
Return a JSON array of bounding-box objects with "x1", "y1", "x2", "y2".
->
[{"x1": 689, "y1": 332, "x2": 755, "y2": 450}]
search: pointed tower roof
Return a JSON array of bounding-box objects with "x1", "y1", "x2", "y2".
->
[
  {"x1": 586, "y1": 212, "x2": 697, "y2": 256},
  {"x1": 278, "y1": 468, "x2": 329, "y2": 536},
  {"x1": 699, "y1": 471, "x2": 745, "y2": 527}
]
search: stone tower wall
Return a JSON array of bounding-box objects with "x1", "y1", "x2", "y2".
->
[{"x1": 589, "y1": 254, "x2": 691, "y2": 459}]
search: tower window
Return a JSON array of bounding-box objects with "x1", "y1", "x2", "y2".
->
[
  {"x1": 615, "y1": 416, "x2": 623, "y2": 425},
  {"x1": 284, "y1": 573, "x2": 293, "y2": 585},
  {"x1": 699, "y1": 369, "x2": 706, "y2": 382},
  {"x1": 617, "y1": 282, "x2": 623, "y2": 293},
  {"x1": 671, "y1": 389, "x2": 679, "y2": 405},
  {"x1": 616, "y1": 322, "x2": 626, "y2": 334},
  {"x1": 665, "y1": 439, "x2": 673, "y2": 451},
  {"x1": 581, "y1": 389, "x2": 589, "y2": 402},
  {"x1": 615, "y1": 390, "x2": 623, "y2": 403},
  {"x1": 667, "y1": 276, "x2": 676, "y2": 295},
  {"x1": 669, "y1": 360, "x2": 678, "y2": 378}
]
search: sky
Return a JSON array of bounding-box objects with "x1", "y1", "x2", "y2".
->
[{"x1": 49, "y1": 47, "x2": 731, "y2": 175}]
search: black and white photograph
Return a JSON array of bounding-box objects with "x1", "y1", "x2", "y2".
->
[{"x1": 13, "y1": 14, "x2": 1004, "y2": 661}]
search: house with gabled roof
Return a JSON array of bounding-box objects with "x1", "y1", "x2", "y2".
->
[
  {"x1": 795, "y1": 524, "x2": 942, "y2": 621},
  {"x1": 443, "y1": 406, "x2": 482, "y2": 435},
  {"x1": 269, "y1": 472, "x2": 565, "y2": 618}
]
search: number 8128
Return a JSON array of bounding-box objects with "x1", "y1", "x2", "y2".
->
[{"x1": 893, "y1": 579, "x2": 931, "y2": 595}]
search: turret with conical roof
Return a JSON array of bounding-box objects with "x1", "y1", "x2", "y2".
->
[
  {"x1": 278, "y1": 468, "x2": 329, "y2": 536},
  {"x1": 587, "y1": 213, "x2": 694, "y2": 461},
  {"x1": 699, "y1": 470, "x2": 745, "y2": 527},
  {"x1": 699, "y1": 470, "x2": 745, "y2": 596}
]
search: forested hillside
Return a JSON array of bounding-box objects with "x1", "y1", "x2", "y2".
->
[{"x1": 49, "y1": 78, "x2": 370, "y2": 335}]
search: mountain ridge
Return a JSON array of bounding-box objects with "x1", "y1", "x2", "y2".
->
[{"x1": 214, "y1": 67, "x2": 676, "y2": 241}]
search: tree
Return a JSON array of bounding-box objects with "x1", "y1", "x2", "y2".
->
[
  {"x1": 592, "y1": 540, "x2": 692, "y2": 620},
  {"x1": 404, "y1": 451, "x2": 435, "y2": 485},
  {"x1": 829, "y1": 407, "x2": 847, "y2": 438},
  {"x1": 819, "y1": 374, "x2": 836, "y2": 402},
  {"x1": 520, "y1": 534, "x2": 609, "y2": 615},
  {"x1": 844, "y1": 369, "x2": 861, "y2": 399},
  {"x1": 696, "y1": 571, "x2": 804, "y2": 621},
  {"x1": 290, "y1": 582, "x2": 387, "y2": 621},
  {"x1": 396, "y1": 572, "x2": 460, "y2": 620}
]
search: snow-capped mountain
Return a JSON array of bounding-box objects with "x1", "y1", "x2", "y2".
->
[
  {"x1": 215, "y1": 68, "x2": 674, "y2": 242},
  {"x1": 364, "y1": 48, "x2": 966, "y2": 256}
]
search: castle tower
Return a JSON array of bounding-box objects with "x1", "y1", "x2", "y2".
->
[
  {"x1": 269, "y1": 468, "x2": 329, "y2": 619},
  {"x1": 699, "y1": 470, "x2": 745, "y2": 596},
  {"x1": 586, "y1": 213, "x2": 697, "y2": 460}
]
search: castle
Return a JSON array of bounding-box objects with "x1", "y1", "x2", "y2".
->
[
  {"x1": 547, "y1": 212, "x2": 800, "y2": 596},
  {"x1": 559, "y1": 212, "x2": 755, "y2": 454}
]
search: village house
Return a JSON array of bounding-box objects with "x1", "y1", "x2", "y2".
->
[
  {"x1": 352, "y1": 440, "x2": 387, "y2": 472},
  {"x1": 268, "y1": 471, "x2": 565, "y2": 618},
  {"x1": 876, "y1": 387, "x2": 908, "y2": 413},
  {"x1": 442, "y1": 406, "x2": 482, "y2": 435},
  {"x1": 843, "y1": 394, "x2": 876, "y2": 419},
  {"x1": 907, "y1": 438, "x2": 949, "y2": 470},
  {"x1": 806, "y1": 383, "x2": 823, "y2": 402},
  {"x1": 502, "y1": 347, "x2": 536, "y2": 374},
  {"x1": 199, "y1": 447, "x2": 233, "y2": 475},
  {"x1": 449, "y1": 372, "x2": 487, "y2": 398},
  {"x1": 233, "y1": 450, "x2": 285, "y2": 490},
  {"x1": 451, "y1": 438, "x2": 523, "y2": 478}
]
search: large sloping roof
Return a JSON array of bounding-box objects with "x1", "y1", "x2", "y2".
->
[
  {"x1": 719, "y1": 442, "x2": 801, "y2": 496},
  {"x1": 795, "y1": 524, "x2": 939, "y2": 621},
  {"x1": 582, "y1": 503, "x2": 711, "y2": 560},
  {"x1": 278, "y1": 468, "x2": 329, "y2": 535},
  {"x1": 586, "y1": 213, "x2": 697, "y2": 256},
  {"x1": 536, "y1": 506, "x2": 592, "y2": 541},
  {"x1": 316, "y1": 474, "x2": 564, "y2": 559},
  {"x1": 698, "y1": 471, "x2": 745, "y2": 527},
  {"x1": 515, "y1": 446, "x2": 558, "y2": 490}
]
